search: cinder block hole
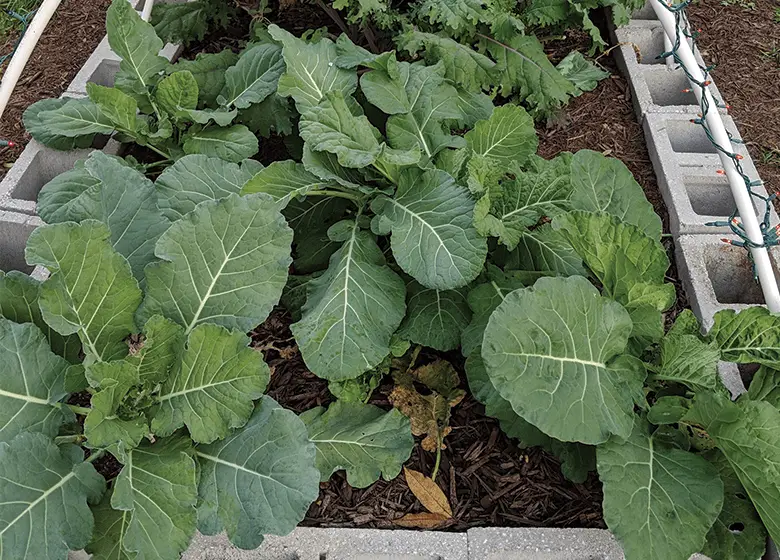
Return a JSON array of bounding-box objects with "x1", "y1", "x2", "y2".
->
[
  {"x1": 86, "y1": 58, "x2": 121, "y2": 88},
  {"x1": 644, "y1": 67, "x2": 699, "y2": 106},
  {"x1": 665, "y1": 120, "x2": 718, "y2": 153},
  {"x1": 705, "y1": 243, "x2": 780, "y2": 304},
  {"x1": 0, "y1": 217, "x2": 35, "y2": 274},
  {"x1": 11, "y1": 140, "x2": 109, "y2": 201},
  {"x1": 685, "y1": 176, "x2": 748, "y2": 217},
  {"x1": 632, "y1": 3, "x2": 658, "y2": 19},
  {"x1": 632, "y1": 29, "x2": 668, "y2": 64}
]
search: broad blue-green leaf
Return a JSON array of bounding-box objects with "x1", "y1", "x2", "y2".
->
[
  {"x1": 465, "y1": 105, "x2": 538, "y2": 167},
  {"x1": 358, "y1": 56, "x2": 410, "y2": 115},
  {"x1": 0, "y1": 319, "x2": 73, "y2": 442},
  {"x1": 151, "y1": 1, "x2": 212, "y2": 45},
  {"x1": 241, "y1": 160, "x2": 332, "y2": 207},
  {"x1": 170, "y1": 49, "x2": 239, "y2": 107},
  {"x1": 106, "y1": 0, "x2": 168, "y2": 95},
  {"x1": 154, "y1": 155, "x2": 259, "y2": 220},
  {"x1": 702, "y1": 450, "x2": 767, "y2": 560},
  {"x1": 285, "y1": 196, "x2": 350, "y2": 274},
  {"x1": 155, "y1": 70, "x2": 199, "y2": 116},
  {"x1": 709, "y1": 307, "x2": 780, "y2": 368},
  {"x1": 481, "y1": 33, "x2": 574, "y2": 116},
  {"x1": 24, "y1": 98, "x2": 97, "y2": 149},
  {"x1": 139, "y1": 194, "x2": 292, "y2": 334},
  {"x1": 460, "y1": 266, "x2": 531, "y2": 357},
  {"x1": 86, "y1": 490, "x2": 131, "y2": 560},
  {"x1": 647, "y1": 396, "x2": 690, "y2": 425},
  {"x1": 557, "y1": 51, "x2": 609, "y2": 95},
  {"x1": 0, "y1": 433, "x2": 105, "y2": 559},
  {"x1": 292, "y1": 220, "x2": 406, "y2": 381},
  {"x1": 302, "y1": 143, "x2": 367, "y2": 191},
  {"x1": 152, "y1": 323, "x2": 269, "y2": 443},
  {"x1": 371, "y1": 167, "x2": 487, "y2": 290},
  {"x1": 196, "y1": 397, "x2": 320, "y2": 549},
  {"x1": 0, "y1": 270, "x2": 81, "y2": 362},
  {"x1": 219, "y1": 43, "x2": 285, "y2": 109},
  {"x1": 238, "y1": 93, "x2": 294, "y2": 137},
  {"x1": 569, "y1": 150, "x2": 662, "y2": 238},
  {"x1": 35, "y1": 97, "x2": 115, "y2": 137},
  {"x1": 270, "y1": 24, "x2": 357, "y2": 115},
  {"x1": 483, "y1": 275, "x2": 645, "y2": 444},
  {"x1": 179, "y1": 106, "x2": 237, "y2": 126},
  {"x1": 747, "y1": 366, "x2": 780, "y2": 409},
  {"x1": 453, "y1": 88, "x2": 495, "y2": 128},
  {"x1": 38, "y1": 152, "x2": 171, "y2": 281},
  {"x1": 655, "y1": 332, "x2": 719, "y2": 389},
  {"x1": 25, "y1": 220, "x2": 142, "y2": 363},
  {"x1": 396, "y1": 281, "x2": 471, "y2": 352},
  {"x1": 686, "y1": 392, "x2": 780, "y2": 546},
  {"x1": 299, "y1": 91, "x2": 382, "y2": 168},
  {"x1": 86, "y1": 83, "x2": 137, "y2": 132},
  {"x1": 107, "y1": 0, "x2": 167, "y2": 96},
  {"x1": 385, "y1": 62, "x2": 464, "y2": 160},
  {"x1": 498, "y1": 225, "x2": 585, "y2": 278},
  {"x1": 182, "y1": 124, "x2": 259, "y2": 162},
  {"x1": 597, "y1": 418, "x2": 723, "y2": 560},
  {"x1": 83, "y1": 361, "x2": 148, "y2": 449},
  {"x1": 111, "y1": 438, "x2": 198, "y2": 560},
  {"x1": 301, "y1": 400, "x2": 414, "y2": 487},
  {"x1": 466, "y1": 351, "x2": 595, "y2": 483}
]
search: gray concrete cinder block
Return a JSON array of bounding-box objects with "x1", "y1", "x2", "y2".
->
[
  {"x1": 0, "y1": 210, "x2": 43, "y2": 274},
  {"x1": 643, "y1": 112, "x2": 775, "y2": 236},
  {"x1": 613, "y1": 20, "x2": 725, "y2": 119},
  {"x1": 676, "y1": 234, "x2": 780, "y2": 331}
]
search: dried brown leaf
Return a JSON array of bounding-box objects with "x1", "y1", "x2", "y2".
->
[
  {"x1": 394, "y1": 512, "x2": 450, "y2": 528},
  {"x1": 404, "y1": 467, "x2": 452, "y2": 518}
]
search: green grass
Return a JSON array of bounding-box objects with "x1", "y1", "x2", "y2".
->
[{"x1": 0, "y1": 0, "x2": 41, "y2": 44}]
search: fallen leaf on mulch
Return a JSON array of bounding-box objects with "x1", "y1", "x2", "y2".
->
[
  {"x1": 403, "y1": 467, "x2": 452, "y2": 518},
  {"x1": 394, "y1": 512, "x2": 450, "y2": 529}
]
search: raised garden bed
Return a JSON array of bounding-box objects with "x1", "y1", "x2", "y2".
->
[{"x1": 0, "y1": 1, "x2": 779, "y2": 560}]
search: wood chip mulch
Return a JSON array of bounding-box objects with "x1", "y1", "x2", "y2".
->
[
  {"x1": 688, "y1": 0, "x2": 780, "y2": 201},
  {"x1": 0, "y1": 0, "x2": 112, "y2": 180}
]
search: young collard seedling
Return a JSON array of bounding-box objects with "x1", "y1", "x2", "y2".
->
[{"x1": 4, "y1": 3, "x2": 780, "y2": 560}]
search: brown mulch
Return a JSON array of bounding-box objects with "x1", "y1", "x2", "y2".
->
[
  {"x1": 688, "y1": 0, "x2": 780, "y2": 198},
  {"x1": 0, "y1": 0, "x2": 111, "y2": 180},
  {"x1": 256, "y1": 309, "x2": 606, "y2": 531}
]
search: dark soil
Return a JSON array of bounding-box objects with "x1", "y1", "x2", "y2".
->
[
  {"x1": 257, "y1": 309, "x2": 606, "y2": 530},
  {"x1": 688, "y1": 0, "x2": 780, "y2": 200},
  {"x1": 0, "y1": 0, "x2": 111, "y2": 180}
]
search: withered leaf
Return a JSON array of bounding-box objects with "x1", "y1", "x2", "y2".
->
[
  {"x1": 404, "y1": 467, "x2": 453, "y2": 518},
  {"x1": 394, "y1": 512, "x2": 450, "y2": 528}
]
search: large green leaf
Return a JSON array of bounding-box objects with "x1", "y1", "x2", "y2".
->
[
  {"x1": 291, "y1": 220, "x2": 406, "y2": 381},
  {"x1": 170, "y1": 49, "x2": 238, "y2": 107},
  {"x1": 196, "y1": 397, "x2": 320, "y2": 549},
  {"x1": 182, "y1": 124, "x2": 259, "y2": 162},
  {"x1": 371, "y1": 167, "x2": 487, "y2": 290},
  {"x1": 569, "y1": 150, "x2": 662, "y2": 239},
  {"x1": 152, "y1": 323, "x2": 269, "y2": 443},
  {"x1": 396, "y1": 281, "x2": 471, "y2": 352},
  {"x1": 557, "y1": 51, "x2": 610, "y2": 95},
  {"x1": 110, "y1": 438, "x2": 198, "y2": 560},
  {"x1": 86, "y1": 490, "x2": 131, "y2": 560},
  {"x1": 709, "y1": 307, "x2": 780, "y2": 368},
  {"x1": 747, "y1": 366, "x2": 780, "y2": 409},
  {"x1": 106, "y1": 0, "x2": 167, "y2": 96},
  {"x1": 384, "y1": 61, "x2": 464, "y2": 160},
  {"x1": 25, "y1": 220, "x2": 142, "y2": 363},
  {"x1": 86, "y1": 84, "x2": 137, "y2": 133},
  {"x1": 702, "y1": 450, "x2": 767, "y2": 560},
  {"x1": 138, "y1": 193, "x2": 292, "y2": 334},
  {"x1": 597, "y1": 418, "x2": 723, "y2": 560},
  {"x1": 299, "y1": 91, "x2": 382, "y2": 169},
  {"x1": 285, "y1": 196, "x2": 351, "y2": 274},
  {"x1": 301, "y1": 400, "x2": 414, "y2": 488},
  {"x1": 655, "y1": 331, "x2": 720, "y2": 389},
  {"x1": 483, "y1": 275, "x2": 645, "y2": 444},
  {"x1": 241, "y1": 160, "x2": 332, "y2": 207},
  {"x1": 417, "y1": 0, "x2": 489, "y2": 32},
  {"x1": 0, "y1": 319, "x2": 73, "y2": 442},
  {"x1": 480, "y1": 33, "x2": 574, "y2": 116},
  {"x1": 38, "y1": 152, "x2": 171, "y2": 281},
  {"x1": 270, "y1": 24, "x2": 357, "y2": 115},
  {"x1": 219, "y1": 43, "x2": 285, "y2": 109},
  {"x1": 686, "y1": 392, "x2": 780, "y2": 546},
  {"x1": 154, "y1": 155, "x2": 258, "y2": 221},
  {"x1": 0, "y1": 270, "x2": 81, "y2": 362},
  {"x1": 302, "y1": 143, "x2": 367, "y2": 191},
  {"x1": 465, "y1": 105, "x2": 538, "y2": 167},
  {"x1": 24, "y1": 98, "x2": 97, "y2": 149},
  {"x1": 497, "y1": 225, "x2": 585, "y2": 278},
  {"x1": 0, "y1": 433, "x2": 105, "y2": 558},
  {"x1": 155, "y1": 70, "x2": 199, "y2": 116},
  {"x1": 34, "y1": 97, "x2": 115, "y2": 138}
]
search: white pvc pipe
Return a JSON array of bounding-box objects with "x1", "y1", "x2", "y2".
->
[
  {"x1": 0, "y1": 0, "x2": 63, "y2": 122},
  {"x1": 141, "y1": 0, "x2": 155, "y2": 21},
  {"x1": 651, "y1": 0, "x2": 780, "y2": 312},
  {"x1": 663, "y1": 32, "x2": 675, "y2": 70}
]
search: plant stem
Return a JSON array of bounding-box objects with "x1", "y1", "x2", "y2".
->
[
  {"x1": 307, "y1": 189, "x2": 363, "y2": 202},
  {"x1": 86, "y1": 450, "x2": 105, "y2": 464},
  {"x1": 55, "y1": 434, "x2": 85, "y2": 445},
  {"x1": 67, "y1": 404, "x2": 91, "y2": 416},
  {"x1": 313, "y1": 0, "x2": 351, "y2": 36},
  {"x1": 146, "y1": 143, "x2": 173, "y2": 160},
  {"x1": 431, "y1": 434, "x2": 443, "y2": 482}
]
